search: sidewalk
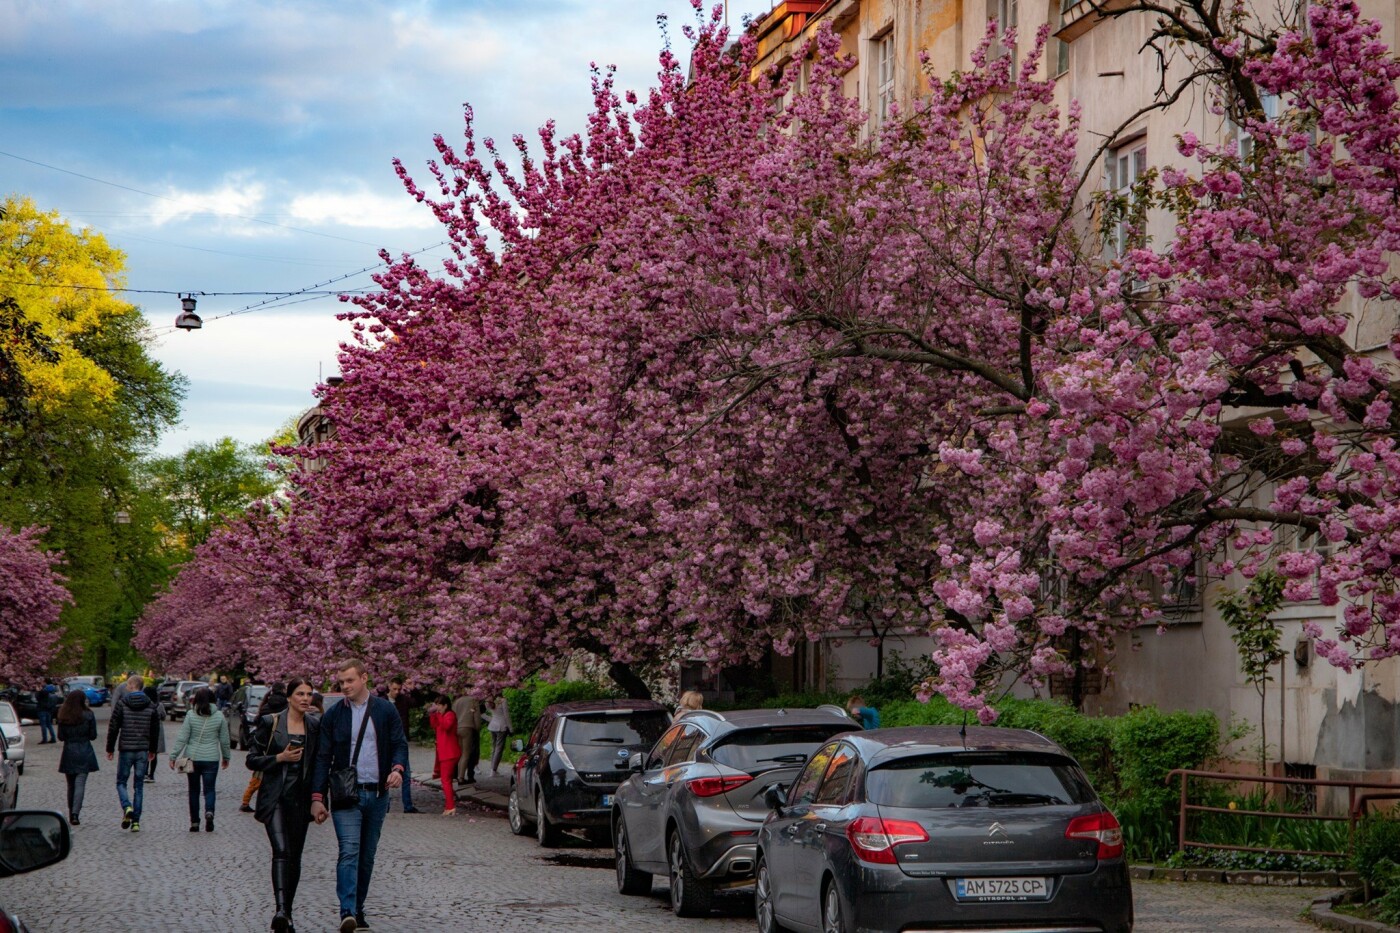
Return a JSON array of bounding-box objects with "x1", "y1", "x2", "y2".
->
[{"x1": 400, "y1": 740, "x2": 510, "y2": 812}]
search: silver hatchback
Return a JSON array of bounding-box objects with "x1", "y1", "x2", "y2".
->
[{"x1": 612, "y1": 706, "x2": 857, "y2": 916}]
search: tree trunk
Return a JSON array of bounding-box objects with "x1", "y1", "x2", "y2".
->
[{"x1": 609, "y1": 660, "x2": 652, "y2": 700}]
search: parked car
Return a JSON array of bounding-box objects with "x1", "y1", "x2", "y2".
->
[
  {"x1": 61, "y1": 678, "x2": 108, "y2": 707},
  {"x1": 168, "y1": 681, "x2": 209, "y2": 720},
  {"x1": 0, "y1": 689, "x2": 38, "y2": 721},
  {"x1": 156, "y1": 678, "x2": 181, "y2": 704},
  {"x1": 226, "y1": 685, "x2": 270, "y2": 750},
  {"x1": 0, "y1": 703, "x2": 24, "y2": 775},
  {"x1": 753, "y1": 725, "x2": 1133, "y2": 933},
  {"x1": 613, "y1": 706, "x2": 859, "y2": 915},
  {"x1": 320, "y1": 693, "x2": 345, "y2": 715},
  {"x1": 509, "y1": 699, "x2": 671, "y2": 848},
  {"x1": 0, "y1": 810, "x2": 74, "y2": 932},
  {"x1": 0, "y1": 732, "x2": 17, "y2": 811}
]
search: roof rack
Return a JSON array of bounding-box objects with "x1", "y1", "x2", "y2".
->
[
  {"x1": 817, "y1": 704, "x2": 854, "y2": 720},
  {"x1": 676, "y1": 708, "x2": 724, "y2": 721}
]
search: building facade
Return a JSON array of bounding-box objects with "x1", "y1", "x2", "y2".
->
[{"x1": 748, "y1": 0, "x2": 1400, "y2": 786}]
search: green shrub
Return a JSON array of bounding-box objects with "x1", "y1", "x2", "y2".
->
[
  {"x1": 505, "y1": 677, "x2": 616, "y2": 731},
  {"x1": 1354, "y1": 817, "x2": 1400, "y2": 892}
]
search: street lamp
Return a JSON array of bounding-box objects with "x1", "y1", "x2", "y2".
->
[{"x1": 175, "y1": 294, "x2": 203, "y2": 331}]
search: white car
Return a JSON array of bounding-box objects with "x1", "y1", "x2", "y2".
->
[{"x1": 0, "y1": 703, "x2": 24, "y2": 775}]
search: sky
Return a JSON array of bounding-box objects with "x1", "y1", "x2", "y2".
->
[{"x1": 0, "y1": 0, "x2": 771, "y2": 454}]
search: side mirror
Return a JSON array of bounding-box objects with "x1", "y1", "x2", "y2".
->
[
  {"x1": 0, "y1": 811, "x2": 71, "y2": 878},
  {"x1": 511, "y1": 738, "x2": 524, "y2": 753},
  {"x1": 629, "y1": 753, "x2": 644, "y2": 773},
  {"x1": 763, "y1": 784, "x2": 788, "y2": 814}
]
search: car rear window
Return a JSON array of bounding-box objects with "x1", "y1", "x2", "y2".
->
[
  {"x1": 709, "y1": 725, "x2": 852, "y2": 774},
  {"x1": 560, "y1": 711, "x2": 670, "y2": 748},
  {"x1": 0, "y1": 705, "x2": 14, "y2": 723},
  {"x1": 867, "y1": 752, "x2": 1095, "y2": 808}
]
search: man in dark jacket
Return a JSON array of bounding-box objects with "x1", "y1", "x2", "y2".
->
[
  {"x1": 385, "y1": 677, "x2": 420, "y2": 813},
  {"x1": 36, "y1": 681, "x2": 58, "y2": 743},
  {"x1": 310, "y1": 659, "x2": 409, "y2": 933},
  {"x1": 105, "y1": 675, "x2": 162, "y2": 832}
]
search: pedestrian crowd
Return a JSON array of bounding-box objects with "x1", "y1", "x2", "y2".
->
[{"x1": 54, "y1": 660, "x2": 509, "y2": 933}]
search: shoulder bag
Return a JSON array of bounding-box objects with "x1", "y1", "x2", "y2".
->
[
  {"x1": 175, "y1": 713, "x2": 213, "y2": 774},
  {"x1": 328, "y1": 702, "x2": 373, "y2": 810}
]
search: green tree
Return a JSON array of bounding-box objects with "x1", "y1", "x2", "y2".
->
[
  {"x1": 142, "y1": 437, "x2": 278, "y2": 551},
  {"x1": 1217, "y1": 570, "x2": 1288, "y2": 772},
  {"x1": 0, "y1": 194, "x2": 185, "y2": 673}
]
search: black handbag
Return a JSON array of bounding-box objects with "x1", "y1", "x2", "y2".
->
[{"x1": 328, "y1": 703, "x2": 373, "y2": 810}]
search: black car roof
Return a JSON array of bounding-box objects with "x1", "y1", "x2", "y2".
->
[
  {"x1": 542, "y1": 698, "x2": 670, "y2": 717},
  {"x1": 839, "y1": 726, "x2": 1069, "y2": 766}
]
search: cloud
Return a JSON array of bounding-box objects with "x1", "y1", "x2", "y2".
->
[
  {"x1": 151, "y1": 175, "x2": 269, "y2": 234},
  {"x1": 288, "y1": 188, "x2": 438, "y2": 230}
]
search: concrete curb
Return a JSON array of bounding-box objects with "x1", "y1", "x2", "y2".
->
[
  {"x1": 418, "y1": 776, "x2": 509, "y2": 811},
  {"x1": 1308, "y1": 894, "x2": 1400, "y2": 933},
  {"x1": 1130, "y1": 865, "x2": 1360, "y2": 888}
]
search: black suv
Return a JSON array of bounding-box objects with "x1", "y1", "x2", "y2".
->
[{"x1": 509, "y1": 699, "x2": 671, "y2": 847}]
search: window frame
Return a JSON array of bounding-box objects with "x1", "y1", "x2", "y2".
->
[
  {"x1": 788, "y1": 742, "x2": 839, "y2": 806},
  {"x1": 872, "y1": 30, "x2": 895, "y2": 130}
]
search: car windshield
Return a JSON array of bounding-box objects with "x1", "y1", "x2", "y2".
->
[
  {"x1": 710, "y1": 725, "x2": 853, "y2": 774},
  {"x1": 560, "y1": 711, "x2": 670, "y2": 748},
  {"x1": 0, "y1": 704, "x2": 15, "y2": 723},
  {"x1": 866, "y1": 752, "x2": 1096, "y2": 808}
]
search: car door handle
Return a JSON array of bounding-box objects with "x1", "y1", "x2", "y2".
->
[
  {"x1": 814, "y1": 823, "x2": 827, "y2": 833},
  {"x1": 785, "y1": 824, "x2": 800, "y2": 836}
]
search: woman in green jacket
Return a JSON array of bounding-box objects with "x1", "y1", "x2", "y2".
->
[{"x1": 169, "y1": 686, "x2": 231, "y2": 832}]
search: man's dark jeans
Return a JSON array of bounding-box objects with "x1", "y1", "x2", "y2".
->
[
  {"x1": 37, "y1": 710, "x2": 55, "y2": 743},
  {"x1": 116, "y1": 751, "x2": 149, "y2": 820}
]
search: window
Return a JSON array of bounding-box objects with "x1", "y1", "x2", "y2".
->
[
  {"x1": 666, "y1": 726, "x2": 703, "y2": 766},
  {"x1": 873, "y1": 32, "x2": 895, "y2": 130},
  {"x1": 813, "y1": 745, "x2": 859, "y2": 805},
  {"x1": 1236, "y1": 92, "x2": 1281, "y2": 161},
  {"x1": 1104, "y1": 139, "x2": 1148, "y2": 258},
  {"x1": 646, "y1": 724, "x2": 685, "y2": 770},
  {"x1": 788, "y1": 743, "x2": 838, "y2": 805},
  {"x1": 865, "y1": 752, "x2": 1096, "y2": 808},
  {"x1": 709, "y1": 725, "x2": 851, "y2": 774},
  {"x1": 996, "y1": 0, "x2": 1019, "y2": 66}
]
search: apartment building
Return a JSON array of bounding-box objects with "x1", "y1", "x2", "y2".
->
[{"x1": 747, "y1": 0, "x2": 1400, "y2": 786}]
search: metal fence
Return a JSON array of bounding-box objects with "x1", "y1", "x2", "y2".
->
[{"x1": 1166, "y1": 768, "x2": 1400, "y2": 858}]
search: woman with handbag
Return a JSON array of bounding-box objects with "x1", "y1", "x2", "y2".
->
[
  {"x1": 169, "y1": 686, "x2": 231, "y2": 832},
  {"x1": 56, "y1": 689, "x2": 99, "y2": 825},
  {"x1": 247, "y1": 677, "x2": 321, "y2": 933}
]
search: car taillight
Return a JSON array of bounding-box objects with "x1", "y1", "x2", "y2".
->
[
  {"x1": 1066, "y1": 811, "x2": 1124, "y2": 860},
  {"x1": 0, "y1": 910, "x2": 15, "y2": 933},
  {"x1": 687, "y1": 774, "x2": 752, "y2": 798},
  {"x1": 846, "y1": 816, "x2": 929, "y2": 864}
]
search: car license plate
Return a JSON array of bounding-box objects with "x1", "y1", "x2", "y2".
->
[
  {"x1": 601, "y1": 794, "x2": 614, "y2": 807},
  {"x1": 955, "y1": 877, "x2": 1050, "y2": 901}
]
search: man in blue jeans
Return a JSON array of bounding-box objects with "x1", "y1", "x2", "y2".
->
[
  {"x1": 105, "y1": 675, "x2": 161, "y2": 832},
  {"x1": 310, "y1": 659, "x2": 409, "y2": 933}
]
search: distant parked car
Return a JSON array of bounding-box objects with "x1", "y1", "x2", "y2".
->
[
  {"x1": 0, "y1": 732, "x2": 17, "y2": 811},
  {"x1": 0, "y1": 703, "x2": 24, "y2": 776},
  {"x1": 226, "y1": 685, "x2": 270, "y2": 750},
  {"x1": 62, "y1": 678, "x2": 108, "y2": 707},
  {"x1": 0, "y1": 810, "x2": 74, "y2": 932},
  {"x1": 0, "y1": 689, "x2": 38, "y2": 721},
  {"x1": 613, "y1": 706, "x2": 859, "y2": 915},
  {"x1": 509, "y1": 699, "x2": 671, "y2": 848},
  {"x1": 319, "y1": 693, "x2": 345, "y2": 716},
  {"x1": 156, "y1": 679, "x2": 181, "y2": 703},
  {"x1": 753, "y1": 725, "x2": 1134, "y2": 933},
  {"x1": 169, "y1": 681, "x2": 209, "y2": 720}
]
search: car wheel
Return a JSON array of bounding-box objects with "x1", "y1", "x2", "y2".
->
[
  {"x1": 535, "y1": 789, "x2": 562, "y2": 848},
  {"x1": 755, "y1": 857, "x2": 789, "y2": 933},
  {"x1": 668, "y1": 829, "x2": 714, "y2": 917},
  {"x1": 508, "y1": 783, "x2": 532, "y2": 836},
  {"x1": 16, "y1": 763, "x2": 22, "y2": 776},
  {"x1": 615, "y1": 817, "x2": 652, "y2": 896},
  {"x1": 821, "y1": 879, "x2": 847, "y2": 933}
]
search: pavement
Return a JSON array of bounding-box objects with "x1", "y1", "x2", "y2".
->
[{"x1": 1, "y1": 705, "x2": 1343, "y2": 932}]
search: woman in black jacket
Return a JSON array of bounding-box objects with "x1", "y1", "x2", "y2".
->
[
  {"x1": 246, "y1": 678, "x2": 320, "y2": 933},
  {"x1": 55, "y1": 690, "x2": 99, "y2": 825}
]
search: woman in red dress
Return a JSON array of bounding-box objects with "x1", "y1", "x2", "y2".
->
[{"x1": 427, "y1": 694, "x2": 462, "y2": 816}]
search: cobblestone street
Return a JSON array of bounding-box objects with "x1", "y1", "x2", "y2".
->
[{"x1": 2, "y1": 710, "x2": 1340, "y2": 932}]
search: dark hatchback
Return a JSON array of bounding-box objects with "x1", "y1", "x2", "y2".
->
[
  {"x1": 756, "y1": 726, "x2": 1133, "y2": 933},
  {"x1": 510, "y1": 699, "x2": 671, "y2": 847}
]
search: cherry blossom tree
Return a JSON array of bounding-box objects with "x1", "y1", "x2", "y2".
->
[
  {"x1": 0, "y1": 525, "x2": 69, "y2": 684},
  {"x1": 147, "y1": 0, "x2": 1400, "y2": 717}
]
